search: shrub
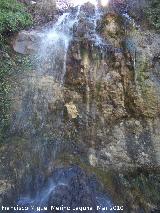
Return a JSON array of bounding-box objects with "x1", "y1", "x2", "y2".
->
[{"x1": 0, "y1": 0, "x2": 33, "y2": 35}]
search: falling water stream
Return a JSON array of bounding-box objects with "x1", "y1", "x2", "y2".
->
[
  {"x1": 13, "y1": 1, "x2": 115, "y2": 212},
  {"x1": 38, "y1": 8, "x2": 80, "y2": 82},
  {"x1": 37, "y1": 0, "x2": 106, "y2": 82},
  {"x1": 2, "y1": 1, "x2": 159, "y2": 212}
]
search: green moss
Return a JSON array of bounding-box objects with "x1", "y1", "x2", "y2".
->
[
  {"x1": 136, "y1": 56, "x2": 148, "y2": 86},
  {"x1": 123, "y1": 169, "x2": 160, "y2": 211},
  {"x1": 80, "y1": 47, "x2": 88, "y2": 58},
  {"x1": 135, "y1": 55, "x2": 158, "y2": 117},
  {"x1": 96, "y1": 82, "x2": 102, "y2": 93},
  {"x1": 0, "y1": 42, "x2": 35, "y2": 143}
]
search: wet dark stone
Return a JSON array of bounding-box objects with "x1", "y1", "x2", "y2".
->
[{"x1": 16, "y1": 166, "x2": 113, "y2": 213}]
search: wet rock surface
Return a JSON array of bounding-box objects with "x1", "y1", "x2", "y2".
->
[
  {"x1": 12, "y1": 30, "x2": 41, "y2": 54},
  {"x1": 16, "y1": 166, "x2": 113, "y2": 213},
  {"x1": 1, "y1": 1, "x2": 160, "y2": 212}
]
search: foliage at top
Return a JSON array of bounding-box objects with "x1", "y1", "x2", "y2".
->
[
  {"x1": 0, "y1": 0, "x2": 32, "y2": 35},
  {"x1": 145, "y1": 0, "x2": 160, "y2": 30}
]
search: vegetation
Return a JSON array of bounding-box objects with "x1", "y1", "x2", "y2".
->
[
  {"x1": 145, "y1": 0, "x2": 160, "y2": 30},
  {"x1": 0, "y1": 0, "x2": 32, "y2": 35},
  {"x1": 0, "y1": 45, "x2": 12, "y2": 142},
  {"x1": 0, "y1": 45, "x2": 35, "y2": 143},
  {"x1": 122, "y1": 169, "x2": 160, "y2": 212},
  {"x1": 0, "y1": 0, "x2": 33, "y2": 143}
]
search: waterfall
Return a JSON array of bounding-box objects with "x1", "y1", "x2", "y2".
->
[
  {"x1": 36, "y1": 0, "x2": 105, "y2": 83},
  {"x1": 13, "y1": 2, "x2": 115, "y2": 212},
  {"x1": 16, "y1": 166, "x2": 114, "y2": 213},
  {"x1": 38, "y1": 8, "x2": 80, "y2": 83}
]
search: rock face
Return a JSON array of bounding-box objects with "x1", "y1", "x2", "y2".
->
[
  {"x1": 16, "y1": 166, "x2": 113, "y2": 213},
  {"x1": 1, "y1": 1, "x2": 160, "y2": 212},
  {"x1": 65, "y1": 102, "x2": 79, "y2": 119},
  {"x1": 0, "y1": 180, "x2": 12, "y2": 207},
  {"x1": 12, "y1": 30, "x2": 41, "y2": 54},
  {"x1": 18, "y1": 0, "x2": 58, "y2": 25},
  {"x1": 8, "y1": 0, "x2": 160, "y2": 173},
  {"x1": 63, "y1": 5, "x2": 160, "y2": 170}
]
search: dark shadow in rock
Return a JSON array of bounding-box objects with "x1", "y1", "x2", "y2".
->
[{"x1": 16, "y1": 166, "x2": 114, "y2": 213}]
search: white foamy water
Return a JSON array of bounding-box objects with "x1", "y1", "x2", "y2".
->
[
  {"x1": 38, "y1": 8, "x2": 80, "y2": 82},
  {"x1": 56, "y1": 0, "x2": 110, "y2": 8},
  {"x1": 37, "y1": 0, "x2": 107, "y2": 83}
]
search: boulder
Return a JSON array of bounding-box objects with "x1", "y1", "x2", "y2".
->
[{"x1": 12, "y1": 30, "x2": 41, "y2": 54}]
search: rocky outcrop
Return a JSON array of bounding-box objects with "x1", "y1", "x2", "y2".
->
[
  {"x1": 12, "y1": 30, "x2": 41, "y2": 54},
  {"x1": 9, "y1": 2, "x2": 160, "y2": 170},
  {"x1": 125, "y1": 29, "x2": 160, "y2": 117},
  {"x1": 65, "y1": 102, "x2": 79, "y2": 119},
  {"x1": 45, "y1": 166, "x2": 113, "y2": 212},
  {"x1": 31, "y1": 0, "x2": 57, "y2": 25},
  {"x1": 63, "y1": 5, "x2": 160, "y2": 172},
  {"x1": 1, "y1": 2, "x2": 160, "y2": 212},
  {"x1": 0, "y1": 180, "x2": 12, "y2": 207}
]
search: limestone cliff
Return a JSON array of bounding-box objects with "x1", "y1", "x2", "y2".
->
[{"x1": 0, "y1": 1, "x2": 160, "y2": 212}]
